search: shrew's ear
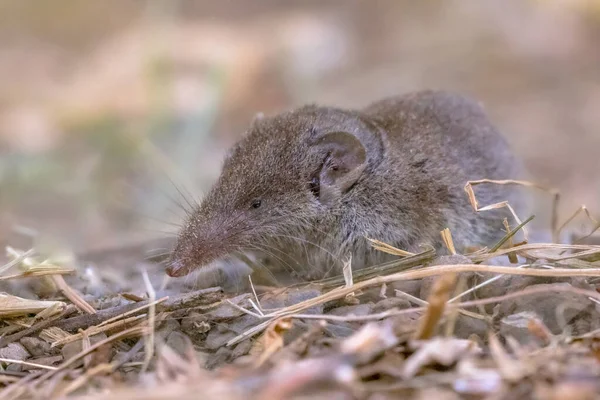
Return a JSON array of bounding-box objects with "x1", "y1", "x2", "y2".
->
[{"x1": 311, "y1": 131, "x2": 368, "y2": 206}]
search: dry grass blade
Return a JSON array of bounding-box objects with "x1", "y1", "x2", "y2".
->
[
  {"x1": 471, "y1": 242, "x2": 600, "y2": 263},
  {"x1": 40, "y1": 326, "x2": 71, "y2": 343},
  {"x1": 0, "y1": 268, "x2": 75, "y2": 281},
  {"x1": 573, "y1": 221, "x2": 600, "y2": 246},
  {"x1": 0, "y1": 248, "x2": 34, "y2": 275},
  {"x1": 0, "y1": 306, "x2": 78, "y2": 348},
  {"x1": 414, "y1": 273, "x2": 457, "y2": 340},
  {"x1": 395, "y1": 289, "x2": 428, "y2": 306},
  {"x1": 556, "y1": 204, "x2": 599, "y2": 242},
  {"x1": 464, "y1": 179, "x2": 559, "y2": 240},
  {"x1": 141, "y1": 269, "x2": 156, "y2": 373},
  {"x1": 444, "y1": 274, "x2": 468, "y2": 336},
  {"x1": 448, "y1": 264, "x2": 530, "y2": 303},
  {"x1": 51, "y1": 315, "x2": 147, "y2": 347},
  {"x1": 441, "y1": 228, "x2": 457, "y2": 255},
  {"x1": 0, "y1": 294, "x2": 66, "y2": 318},
  {"x1": 55, "y1": 363, "x2": 115, "y2": 398},
  {"x1": 275, "y1": 284, "x2": 600, "y2": 325},
  {"x1": 0, "y1": 358, "x2": 58, "y2": 371},
  {"x1": 552, "y1": 248, "x2": 600, "y2": 261},
  {"x1": 228, "y1": 263, "x2": 600, "y2": 346},
  {"x1": 53, "y1": 296, "x2": 169, "y2": 333},
  {"x1": 318, "y1": 246, "x2": 435, "y2": 289},
  {"x1": 486, "y1": 214, "x2": 535, "y2": 254},
  {"x1": 0, "y1": 326, "x2": 149, "y2": 399},
  {"x1": 98, "y1": 297, "x2": 168, "y2": 328},
  {"x1": 367, "y1": 238, "x2": 415, "y2": 257},
  {"x1": 342, "y1": 255, "x2": 354, "y2": 288},
  {"x1": 502, "y1": 218, "x2": 518, "y2": 263},
  {"x1": 50, "y1": 275, "x2": 96, "y2": 315},
  {"x1": 3, "y1": 247, "x2": 76, "y2": 280}
]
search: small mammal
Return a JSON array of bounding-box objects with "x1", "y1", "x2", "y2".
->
[{"x1": 167, "y1": 90, "x2": 528, "y2": 280}]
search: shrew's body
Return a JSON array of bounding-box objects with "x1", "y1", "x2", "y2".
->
[{"x1": 168, "y1": 90, "x2": 528, "y2": 280}]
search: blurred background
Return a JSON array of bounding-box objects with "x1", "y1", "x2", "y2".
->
[{"x1": 1, "y1": 0, "x2": 599, "y2": 255}]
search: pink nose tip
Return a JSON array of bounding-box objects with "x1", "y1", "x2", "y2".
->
[{"x1": 165, "y1": 259, "x2": 189, "y2": 277}]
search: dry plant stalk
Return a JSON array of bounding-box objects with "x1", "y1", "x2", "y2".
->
[
  {"x1": 0, "y1": 294, "x2": 66, "y2": 318},
  {"x1": 2, "y1": 247, "x2": 75, "y2": 281},
  {"x1": 367, "y1": 238, "x2": 415, "y2": 257},
  {"x1": 440, "y1": 228, "x2": 457, "y2": 255},
  {"x1": 463, "y1": 178, "x2": 563, "y2": 241},
  {"x1": 470, "y1": 242, "x2": 600, "y2": 263},
  {"x1": 414, "y1": 273, "x2": 458, "y2": 340},
  {"x1": 0, "y1": 326, "x2": 150, "y2": 399},
  {"x1": 556, "y1": 204, "x2": 600, "y2": 245},
  {"x1": 141, "y1": 269, "x2": 156, "y2": 373},
  {"x1": 50, "y1": 275, "x2": 96, "y2": 315},
  {"x1": 464, "y1": 180, "x2": 527, "y2": 239},
  {"x1": 40, "y1": 326, "x2": 71, "y2": 343},
  {"x1": 0, "y1": 268, "x2": 74, "y2": 281},
  {"x1": 0, "y1": 358, "x2": 58, "y2": 371},
  {"x1": 228, "y1": 263, "x2": 600, "y2": 346},
  {"x1": 487, "y1": 214, "x2": 534, "y2": 254},
  {"x1": 0, "y1": 249, "x2": 34, "y2": 275},
  {"x1": 98, "y1": 297, "x2": 168, "y2": 328},
  {"x1": 55, "y1": 363, "x2": 114, "y2": 398},
  {"x1": 444, "y1": 274, "x2": 468, "y2": 336},
  {"x1": 502, "y1": 218, "x2": 518, "y2": 263},
  {"x1": 51, "y1": 315, "x2": 147, "y2": 347}
]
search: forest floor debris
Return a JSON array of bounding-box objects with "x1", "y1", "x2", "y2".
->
[{"x1": 2, "y1": 209, "x2": 600, "y2": 399}]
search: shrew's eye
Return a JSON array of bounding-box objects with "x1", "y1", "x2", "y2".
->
[{"x1": 251, "y1": 199, "x2": 262, "y2": 209}]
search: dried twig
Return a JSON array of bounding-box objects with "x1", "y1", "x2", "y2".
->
[
  {"x1": 51, "y1": 315, "x2": 147, "y2": 347},
  {"x1": 54, "y1": 287, "x2": 221, "y2": 332},
  {"x1": 0, "y1": 306, "x2": 78, "y2": 348},
  {"x1": 0, "y1": 358, "x2": 58, "y2": 371},
  {"x1": 141, "y1": 269, "x2": 156, "y2": 373},
  {"x1": 50, "y1": 275, "x2": 96, "y2": 315}
]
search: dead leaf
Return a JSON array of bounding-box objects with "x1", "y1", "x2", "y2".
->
[
  {"x1": 341, "y1": 321, "x2": 399, "y2": 364},
  {"x1": 488, "y1": 333, "x2": 528, "y2": 382},
  {"x1": 254, "y1": 317, "x2": 293, "y2": 368},
  {"x1": 403, "y1": 338, "x2": 478, "y2": 379}
]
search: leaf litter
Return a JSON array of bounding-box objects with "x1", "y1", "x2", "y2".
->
[{"x1": 1, "y1": 182, "x2": 600, "y2": 399}]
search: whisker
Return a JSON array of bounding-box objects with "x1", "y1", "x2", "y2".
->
[
  {"x1": 269, "y1": 233, "x2": 342, "y2": 263},
  {"x1": 165, "y1": 174, "x2": 198, "y2": 212},
  {"x1": 233, "y1": 253, "x2": 280, "y2": 286},
  {"x1": 243, "y1": 244, "x2": 301, "y2": 277}
]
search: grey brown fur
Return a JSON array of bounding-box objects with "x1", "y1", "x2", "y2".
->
[{"x1": 167, "y1": 90, "x2": 528, "y2": 280}]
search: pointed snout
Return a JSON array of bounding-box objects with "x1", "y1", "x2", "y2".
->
[
  {"x1": 167, "y1": 209, "x2": 243, "y2": 277},
  {"x1": 166, "y1": 240, "x2": 228, "y2": 278}
]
